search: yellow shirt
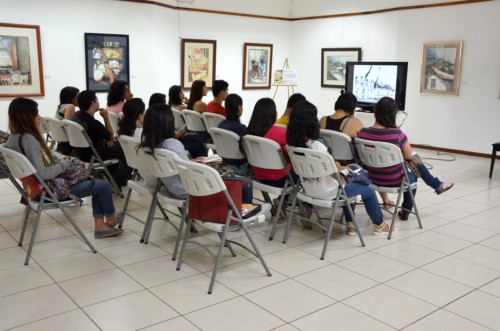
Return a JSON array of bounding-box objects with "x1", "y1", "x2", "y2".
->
[{"x1": 275, "y1": 115, "x2": 289, "y2": 126}]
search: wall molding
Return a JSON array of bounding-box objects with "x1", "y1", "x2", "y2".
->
[
  {"x1": 119, "y1": 0, "x2": 492, "y2": 21},
  {"x1": 412, "y1": 144, "x2": 500, "y2": 160}
]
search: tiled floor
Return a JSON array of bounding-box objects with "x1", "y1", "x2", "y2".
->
[{"x1": 1, "y1": 149, "x2": 500, "y2": 330}]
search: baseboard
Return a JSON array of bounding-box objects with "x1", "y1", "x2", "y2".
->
[{"x1": 412, "y1": 144, "x2": 500, "y2": 160}]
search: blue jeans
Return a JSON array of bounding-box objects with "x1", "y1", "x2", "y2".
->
[
  {"x1": 70, "y1": 179, "x2": 116, "y2": 218},
  {"x1": 399, "y1": 164, "x2": 441, "y2": 212},
  {"x1": 343, "y1": 183, "x2": 383, "y2": 225}
]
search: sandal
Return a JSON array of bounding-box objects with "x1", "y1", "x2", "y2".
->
[{"x1": 435, "y1": 182, "x2": 454, "y2": 195}]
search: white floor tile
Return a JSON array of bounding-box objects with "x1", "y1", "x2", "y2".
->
[
  {"x1": 185, "y1": 297, "x2": 283, "y2": 331},
  {"x1": 373, "y1": 241, "x2": 445, "y2": 267},
  {"x1": 452, "y1": 244, "x2": 500, "y2": 271},
  {"x1": 29, "y1": 236, "x2": 95, "y2": 262},
  {"x1": 258, "y1": 247, "x2": 329, "y2": 277},
  {"x1": 0, "y1": 264, "x2": 53, "y2": 298},
  {"x1": 344, "y1": 284, "x2": 437, "y2": 329},
  {"x1": 97, "y1": 241, "x2": 166, "y2": 267},
  {"x1": 433, "y1": 223, "x2": 496, "y2": 243},
  {"x1": 0, "y1": 247, "x2": 31, "y2": 271},
  {"x1": 479, "y1": 277, "x2": 500, "y2": 298},
  {"x1": 140, "y1": 317, "x2": 200, "y2": 331},
  {"x1": 10, "y1": 309, "x2": 100, "y2": 331},
  {"x1": 84, "y1": 290, "x2": 178, "y2": 331},
  {"x1": 404, "y1": 309, "x2": 491, "y2": 331},
  {"x1": 446, "y1": 291, "x2": 500, "y2": 330},
  {"x1": 405, "y1": 230, "x2": 473, "y2": 254}
]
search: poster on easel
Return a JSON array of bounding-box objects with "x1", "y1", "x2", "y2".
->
[{"x1": 273, "y1": 68, "x2": 297, "y2": 85}]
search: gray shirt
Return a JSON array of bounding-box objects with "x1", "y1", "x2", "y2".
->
[
  {"x1": 142, "y1": 138, "x2": 189, "y2": 199},
  {"x1": 6, "y1": 133, "x2": 70, "y2": 180}
]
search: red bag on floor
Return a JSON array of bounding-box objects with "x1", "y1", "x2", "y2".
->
[{"x1": 188, "y1": 179, "x2": 242, "y2": 225}]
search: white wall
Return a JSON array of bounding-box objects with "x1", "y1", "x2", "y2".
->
[
  {"x1": 1, "y1": 0, "x2": 499, "y2": 154},
  {"x1": 291, "y1": 1, "x2": 500, "y2": 154}
]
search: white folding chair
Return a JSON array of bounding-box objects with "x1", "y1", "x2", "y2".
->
[
  {"x1": 107, "y1": 111, "x2": 120, "y2": 134},
  {"x1": 0, "y1": 144, "x2": 96, "y2": 265},
  {"x1": 320, "y1": 129, "x2": 356, "y2": 161},
  {"x1": 208, "y1": 127, "x2": 248, "y2": 175},
  {"x1": 39, "y1": 117, "x2": 52, "y2": 146},
  {"x1": 202, "y1": 112, "x2": 225, "y2": 131},
  {"x1": 354, "y1": 138, "x2": 422, "y2": 239},
  {"x1": 172, "y1": 108, "x2": 186, "y2": 131},
  {"x1": 61, "y1": 119, "x2": 123, "y2": 197},
  {"x1": 286, "y1": 146, "x2": 365, "y2": 259},
  {"x1": 242, "y1": 135, "x2": 295, "y2": 240},
  {"x1": 174, "y1": 157, "x2": 272, "y2": 294},
  {"x1": 182, "y1": 110, "x2": 214, "y2": 151},
  {"x1": 43, "y1": 117, "x2": 72, "y2": 156}
]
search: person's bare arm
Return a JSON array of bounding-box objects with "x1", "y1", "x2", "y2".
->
[
  {"x1": 344, "y1": 117, "x2": 364, "y2": 138},
  {"x1": 319, "y1": 116, "x2": 327, "y2": 129},
  {"x1": 193, "y1": 101, "x2": 206, "y2": 114},
  {"x1": 402, "y1": 142, "x2": 413, "y2": 160},
  {"x1": 63, "y1": 104, "x2": 76, "y2": 120}
]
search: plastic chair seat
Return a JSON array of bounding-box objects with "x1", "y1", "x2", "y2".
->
[{"x1": 127, "y1": 180, "x2": 154, "y2": 195}]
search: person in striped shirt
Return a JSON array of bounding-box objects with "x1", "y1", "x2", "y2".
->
[{"x1": 357, "y1": 97, "x2": 453, "y2": 220}]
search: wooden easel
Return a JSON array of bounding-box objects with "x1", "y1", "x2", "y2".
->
[{"x1": 272, "y1": 58, "x2": 297, "y2": 100}]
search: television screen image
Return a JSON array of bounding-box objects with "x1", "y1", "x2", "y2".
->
[
  {"x1": 352, "y1": 65, "x2": 397, "y2": 104},
  {"x1": 345, "y1": 61, "x2": 408, "y2": 111}
]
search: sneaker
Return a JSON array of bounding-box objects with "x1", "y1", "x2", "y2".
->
[
  {"x1": 346, "y1": 222, "x2": 356, "y2": 236},
  {"x1": 372, "y1": 222, "x2": 396, "y2": 236}
]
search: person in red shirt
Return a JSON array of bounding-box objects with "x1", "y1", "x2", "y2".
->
[{"x1": 205, "y1": 79, "x2": 229, "y2": 116}]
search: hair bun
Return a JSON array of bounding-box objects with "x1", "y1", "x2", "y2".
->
[{"x1": 335, "y1": 92, "x2": 357, "y2": 110}]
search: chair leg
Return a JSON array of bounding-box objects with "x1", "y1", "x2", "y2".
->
[
  {"x1": 208, "y1": 226, "x2": 230, "y2": 294},
  {"x1": 172, "y1": 205, "x2": 188, "y2": 261},
  {"x1": 269, "y1": 193, "x2": 287, "y2": 241},
  {"x1": 321, "y1": 212, "x2": 338, "y2": 260},
  {"x1": 176, "y1": 218, "x2": 193, "y2": 271},
  {"x1": 240, "y1": 222, "x2": 272, "y2": 277},
  {"x1": 490, "y1": 148, "x2": 497, "y2": 178},
  {"x1": 388, "y1": 188, "x2": 404, "y2": 240},
  {"x1": 141, "y1": 194, "x2": 158, "y2": 244},
  {"x1": 102, "y1": 164, "x2": 123, "y2": 197},
  {"x1": 60, "y1": 205, "x2": 97, "y2": 254},
  {"x1": 117, "y1": 186, "x2": 133, "y2": 228},
  {"x1": 344, "y1": 200, "x2": 365, "y2": 248},
  {"x1": 18, "y1": 206, "x2": 31, "y2": 247},
  {"x1": 282, "y1": 195, "x2": 298, "y2": 244},
  {"x1": 407, "y1": 185, "x2": 422, "y2": 229},
  {"x1": 24, "y1": 203, "x2": 44, "y2": 265}
]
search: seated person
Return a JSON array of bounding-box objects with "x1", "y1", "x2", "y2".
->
[
  {"x1": 247, "y1": 98, "x2": 295, "y2": 188},
  {"x1": 6, "y1": 97, "x2": 123, "y2": 238},
  {"x1": 187, "y1": 80, "x2": 207, "y2": 114},
  {"x1": 358, "y1": 97, "x2": 454, "y2": 220},
  {"x1": 275, "y1": 93, "x2": 306, "y2": 126},
  {"x1": 205, "y1": 79, "x2": 229, "y2": 116},
  {"x1": 217, "y1": 93, "x2": 248, "y2": 175},
  {"x1": 168, "y1": 85, "x2": 188, "y2": 111},
  {"x1": 54, "y1": 86, "x2": 80, "y2": 155},
  {"x1": 148, "y1": 92, "x2": 166, "y2": 107},
  {"x1": 106, "y1": 80, "x2": 133, "y2": 115},
  {"x1": 117, "y1": 98, "x2": 145, "y2": 140},
  {"x1": 288, "y1": 100, "x2": 390, "y2": 236},
  {"x1": 72, "y1": 90, "x2": 132, "y2": 187}
]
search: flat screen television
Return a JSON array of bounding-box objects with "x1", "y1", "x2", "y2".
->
[{"x1": 344, "y1": 61, "x2": 408, "y2": 112}]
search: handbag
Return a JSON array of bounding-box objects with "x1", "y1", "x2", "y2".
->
[
  {"x1": 48, "y1": 159, "x2": 92, "y2": 200},
  {"x1": 405, "y1": 153, "x2": 422, "y2": 178},
  {"x1": 341, "y1": 163, "x2": 371, "y2": 186},
  {"x1": 188, "y1": 179, "x2": 242, "y2": 225}
]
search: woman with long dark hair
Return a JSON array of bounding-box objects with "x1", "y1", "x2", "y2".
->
[
  {"x1": 6, "y1": 98, "x2": 123, "y2": 238},
  {"x1": 56, "y1": 86, "x2": 79, "y2": 120},
  {"x1": 168, "y1": 85, "x2": 188, "y2": 110},
  {"x1": 186, "y1": 80, "x2": 207, "y2": 113},
  {"x1": 117, "y1": 98, "x2": 145, "y2": 139},
  {"x1": 358, "y1": 97, "x2": 453, "y2": 220},
  {"x1": 288, "y1": 100, "x2": 388, "y2": 236},
  {"x1": 106, "y1": 80, "x2": 133, "y2": 115}
]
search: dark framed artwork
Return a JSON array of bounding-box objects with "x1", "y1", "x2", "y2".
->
[
  {"x1": 420, "y1": 41, "x2": 463, "y2": 96},
  {"x1": 84, "y1": 33, "x2": 129, "y2": 92},
  {"x1": 181, "y1": 39, "x2": 216, "y2": 90},
  {"x1": 321, "y1": 48, "x2": 361, "y2": 88},
  {"x1": 242, "y1": 43, "x2": 273, "y2": 89},
  {"x1": 0, "y1": 23, "x2": 44, "y2": 98}
]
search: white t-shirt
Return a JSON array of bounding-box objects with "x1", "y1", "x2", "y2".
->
[{"x1": 300, "y1": 139, "x2": 339, "y2": 201}]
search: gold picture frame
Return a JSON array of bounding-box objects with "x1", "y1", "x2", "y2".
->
[
  {"x1": 0, "y1": 23, "x2": 44, "y2": 98},
  {"x1": 420, "y1": 41, "x2": 463, "y2": 96},
  {"x1": 181, "y1": 39, "x2": 216, "y2": 90},
  {"x1": 242, "y1": 43, "x2": 273, "y2": 90}
]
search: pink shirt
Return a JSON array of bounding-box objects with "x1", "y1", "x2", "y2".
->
[
  {"x1": 107, "y1": 101, "x2": 125, "y2": 115},
  {"x1": 252, "y1": 126, "x2": 291, "y2": 181}
]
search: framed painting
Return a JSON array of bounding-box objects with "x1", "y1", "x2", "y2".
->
[
  {"x1": 0, "y1": 23, "x2": 44, "y2": 98},
  {"x1": 242, "y1": 43, "x2": 273, "y2": 89},
  {"x1": 181, "y1": 39, "x2": 216, "y2": 90},
  {"x1": 84, "y1": 33, "x2": 129, "y2": 92},
  {"x1": 321, "y1": 48, "x2": 361, "y2": 88},
  {"x1": 420, "y1": 41, "x2": 463, "y2": 96}
]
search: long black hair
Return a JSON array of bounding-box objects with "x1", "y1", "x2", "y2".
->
[
  {"x1": 148, "y1": 93, "x2": 166, "y2": 106},
  {"x1": 58, "y1": 86, "x2": 79, "y2": 111},
  {"x1": 225, "y1": 94, "x2": 243, "y2": 122},
  {"x1": 117, "y1": 98, "x2": 145, "y2": 136},
  {"x1": 374, "y1": 97, "x2": 398, "y2": 128},
  {"x1": 287, "y1": 100, "x2": 320, "y2": 148},
  {"x1": 107, "y1": 80, "x2": 128, "y2": 106},
  {"x1": 187, "y1": 80, "x2": 205, "y2": 110},
  {"x1": 139, "y1": 104, "x2": 175, "y2": 158},
  {"x1": 247, "y1": 98, "x2": 277, "y2": 137},
  {"x1": 168, "y1": 85, "x2": 183, "y2": 106}
]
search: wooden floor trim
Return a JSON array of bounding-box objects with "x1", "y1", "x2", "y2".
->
[{"x1": 412, "y1": 144, "x2": 500, "y2": 160}]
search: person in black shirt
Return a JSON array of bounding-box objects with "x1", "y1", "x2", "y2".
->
[{"x1": 72, "y1": 90, "x2": 132, "y2": 187}]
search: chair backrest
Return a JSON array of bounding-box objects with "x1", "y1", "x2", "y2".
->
[
  {"x1": 61, "y1": 119, "x2": 92, "y2": 148},
  {"x1": 0, "y1": 144, "x2": 36, "y2": 179},
  {"x1": 117, "y1": 135, "x2": 142, "y2": 170},
  {"x1": 39, "y1": 117, "x2": 50, "y2": 135},
  {"x1": 320, "y1": 129, "x2": 355, "y2": 161},
  {"x1": 354, "y1": 138, "x2": 404, "y2": 168},
  {"x1": 142, "y1": 148, "x2": 180, "y2": 179},
  {"x1": 208, "y1": 127, "x2": 245, "y2": 160},
  {"x1": 107, "y1": 111, "x2": 120, "y2": 133},
  {"x1": 173, "y1": 156, "x2": 226, "y2": 197},
  {"x1": 43, "y1": 117, "x2": 69, "y2": 142},
  {"x1": 242, "y1": 135, "x2": 286, "y2": 170},
  {"x1": 182, "y1": 110, "x2": 207, "y2": 132},
  {"x1": 274, "y1": 123, "x2": 287, "y2": 130},
  {"x1": 202, "y1": 112, "x2": 225, "y2": 131},
  {"x1": 287, "y1": 145, "x2": 338, "y2": 179},
  {"x1": 172, "y1": 108, "x2": 186, "y2": 130}
]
